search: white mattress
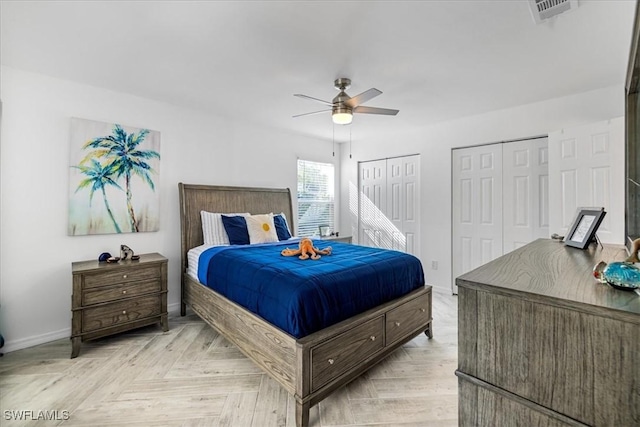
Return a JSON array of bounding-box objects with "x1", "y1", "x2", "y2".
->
[
  {"x1": 187, "y1": 238, "x2": 299, "y2": 281},
  {"x1": 186, "y1": 244, "x2": 215, "y2": 280}
]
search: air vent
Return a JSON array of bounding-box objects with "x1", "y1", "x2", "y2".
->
[{"x1": 529, "y1": 0, "x2": 578, "y2": 24}]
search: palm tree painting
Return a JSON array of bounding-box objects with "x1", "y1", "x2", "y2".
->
[{"x1": 68, "y1": 118, "x2": 161, "y2": 236}]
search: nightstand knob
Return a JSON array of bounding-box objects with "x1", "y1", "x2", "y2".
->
[
  {"x1": 328, "y1": 358, "x2": 335, "y2": 365},
  {"x1": 370, "y1": 335, "x2": 376, "y2": 341},
  {"x1": 122, "y1": 290, "x2": 127, "y2": 295},
  {"x1": 395, "y1": 321, "x2": 401, "y2": 327},
  {"x1": 122, "y1": 274, "x2": 128, "y2": 279},
  {"x1": 420, "y1": 308, "x2": 426, "y2": 313},
  {"x1": 122, "y1": 310, "x2": 127, "y2": 315}
]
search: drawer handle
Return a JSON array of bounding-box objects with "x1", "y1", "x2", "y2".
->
[
  {"x1": 122, "y1": 290, "x2": 127, "y2": 295},
  {"x1": 420, "y1": 308, "x2": 426, "y2": 313},
  {"x1": 328, "y1": 358, "x2": 335, "y2": 365},
  {"x1": 122, "y1": 310, "x2": 127, "y2": 315},
  {"x1": 370, "y1": 335, "x2": 376, "y2": 341},
  {"x1": 123, "y1": 274, "x2": 128, "y2": 279},
  {"x1": 395, "y1": 321, "x2": 401, "y2": 327}
]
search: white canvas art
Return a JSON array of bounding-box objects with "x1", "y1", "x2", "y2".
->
[{"x1": 68, "y1": 118, "x2": 161, "y2": 236}]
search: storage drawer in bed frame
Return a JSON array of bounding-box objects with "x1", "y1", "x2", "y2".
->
[
  {"x1": 386, "y1": 291, "x2": 432, "y2": 345},
  {"x1": 310, "y1": 316, "x2": 385, "y2": 392}
]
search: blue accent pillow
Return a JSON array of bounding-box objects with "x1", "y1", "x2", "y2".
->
[
  {"x1": 273, "y1": 214, "x2": 292, "y2": 240},
  {"x1": 221, "y1": 215, "x2": 250, "y2": 245}
]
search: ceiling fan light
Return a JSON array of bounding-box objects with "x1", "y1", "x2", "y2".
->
[{"x1": 332, "y1": 108, "x2": 353, "y2": 125}]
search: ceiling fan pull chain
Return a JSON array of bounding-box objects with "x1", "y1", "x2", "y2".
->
[
  {"x1": 333, "y1": 123, "x2": 335, "y2": 157},
  {"x1": 349, "y1": 126, "x2": 352, "y2": 159}
]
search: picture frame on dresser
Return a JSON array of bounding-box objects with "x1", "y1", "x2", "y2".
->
[{"x1": 563, "y1": 208, "x2": 606, "y2": 249}]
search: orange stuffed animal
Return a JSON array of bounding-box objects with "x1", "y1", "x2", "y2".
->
[{"x1": 281, "y1": 237, "x2": 332, "y2": 260}]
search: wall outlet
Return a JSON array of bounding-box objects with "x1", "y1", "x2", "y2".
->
[{"x1": 432, "y1": 261, "x2": 438, "y2": 270}]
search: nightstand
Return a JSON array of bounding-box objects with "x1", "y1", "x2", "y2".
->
[
  {"x1": 320, "y1": 235, "x2": 352, "y2": 244},
  {"x1": 71, "y1": 253, "x2": 168, "y2": 358}
]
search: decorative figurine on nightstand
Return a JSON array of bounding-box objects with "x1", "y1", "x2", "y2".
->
[
  {"x1": 120, "y1": 244, "x2": 140, "y2": 261},
  {"x1": 593, "y1": 238, "x2": 640, "y2": 290},
  {"x1": 98, "y1": 252, "x2": 120, "y2": 263}
]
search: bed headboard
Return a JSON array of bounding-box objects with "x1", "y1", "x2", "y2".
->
[{"x1": 178, "y1": 183, "x2": 294, "y2": 273}]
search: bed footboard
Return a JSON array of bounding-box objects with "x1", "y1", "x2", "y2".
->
[
  {"x1": 184, "y1": 274, "x2": 432, "y2": 427},
  {"x1": 184, "y1": 274, "x2": 298, "y2": 393}
]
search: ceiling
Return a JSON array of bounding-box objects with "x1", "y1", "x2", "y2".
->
[{"x1": 0, "y1": 1, "x2": 636, "y2": 142}]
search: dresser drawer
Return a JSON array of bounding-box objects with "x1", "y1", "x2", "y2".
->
[
  {"x1": 82, "y1": 279, "x2": 161, "y2": 306},
  {"x1": 83, "y1": 265, "x2": 161, "y2": 289},
  {"x1": 82, "y1": 295, "x2": 161, "y2": 332},
  {"x1": 311, "y1": 316, "x2": 384, "y2": 392},
  {"x1": 386, "y1": 292, "x2": 431, "y2": 345}
]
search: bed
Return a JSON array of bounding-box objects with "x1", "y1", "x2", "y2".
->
[{"x1": 179, "y1": 183, "x2": 433, "y2": 427}]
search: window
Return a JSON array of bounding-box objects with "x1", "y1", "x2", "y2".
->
[{"x1": 297, "y1": 159, "x2": 335, "y2": 237}]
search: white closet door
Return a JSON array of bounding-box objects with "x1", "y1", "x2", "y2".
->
[
  {"x1": 359, "y1": 159, "x2": 386, "y2": 247},
  {"x1": 452, "y1": 144, "x2": 503, "y2": 293},
  {"x1": 387, "y1": 155, "x2": 421, "y2": 256},
  {"x1": 359, "y1": 155, "x2": 420, "y2": 256},
  {"x1": 503, "y1": 138, "x2": 549, "y2": 253},
  {"x1": 549, "y1": 118, "x2": 624, "y2": 244}
]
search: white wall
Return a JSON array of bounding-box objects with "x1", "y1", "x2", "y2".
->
[
  {"x1": 0, "y1": 66, "x2": 339, "y2": 352},
  {"x1": 0, "y1": 64, "x2": 625, "y2": 349},
  {"x1": 340, "y1": 85, "x2": 625, "y2": 293}
]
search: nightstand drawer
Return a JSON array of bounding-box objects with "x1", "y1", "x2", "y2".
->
[
  {"x1": 311, "y1": 316, "x2": 384, "y2": 392},
  {"x1": 386, "y1": 292, "x2": 431, "y2": 345},
  {"x1": 82, "y1": 295, "x2": 161, "y2": 332},
  {"x1": 82, "y1": 279, "x2": 161, "y2": 306},
  {"x1": 83, "y1": 265, "x2": 161, "y2": 289}
]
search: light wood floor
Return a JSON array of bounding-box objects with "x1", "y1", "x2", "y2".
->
[{"x1": 0, "y1": 290, "x2": 458, "y2": 427}]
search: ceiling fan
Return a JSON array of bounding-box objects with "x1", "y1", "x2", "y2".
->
[{"x1": 293, "y1": 78, "x2": 399, "y2": 125}]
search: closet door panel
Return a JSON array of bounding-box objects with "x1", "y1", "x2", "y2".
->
[
  {"x1": 452, "y1": 144, "x2": 503, "y2": 293},
  {"x1": 549, "y1": 118, "x2": 624, "y2": 244},
  {"x1": 401, "y1": 155, "x2": 420, "y2": 257},
  {"x1": 387, "y1": 157, "x2": 404, "y2": 251},
  {"x1": 359, "y1": 160, "x2": 386, "y2": 247},
  {"x1": 503, "y1": 138, "x2": 549, "y2": 253}
]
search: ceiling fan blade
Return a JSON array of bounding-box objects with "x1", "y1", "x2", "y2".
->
[
  {"x1": 292, "y1": 109, "x2": 332, "y2": 118},
  {"x1": 294, "y1": 94, "x2": 334, "y2": 107},
  {"x1": 344, "y1": 88, "x2": 382, "y2": 108},
  {"x1": 354, "y1": 106, "x2": 399, "y2": 116}
]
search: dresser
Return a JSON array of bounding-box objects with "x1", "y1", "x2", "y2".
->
[
  {"x1": 456, "y1": 239, "x2": 640, "y2": 426},
  {"x1": 71, "y1": 253, "x2": 168, "y2": 358}
]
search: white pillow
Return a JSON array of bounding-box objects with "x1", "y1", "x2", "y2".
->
[
  {"x1": 246, "y1": 214, "x2": 279, "y2": 244},
  {"x1": 201, "y1": 211, "x2": 248, "y2": 246}
]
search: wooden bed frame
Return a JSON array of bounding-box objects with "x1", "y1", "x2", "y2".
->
[{"x1": 178, "y1": 183, "x2": 433, "y2": 427}]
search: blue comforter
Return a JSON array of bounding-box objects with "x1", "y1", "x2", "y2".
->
[{"x1": 198, "y1": 240, "x2": 425, "y2": 338}]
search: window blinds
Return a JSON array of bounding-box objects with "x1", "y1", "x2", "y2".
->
[{"x1": 297, "y1": 159, "x2": 335, "y2": 237}]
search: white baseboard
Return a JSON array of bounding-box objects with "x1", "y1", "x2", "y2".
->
[
  {"x1": 428, "y1": 282, "x2": 455, "y2": 296},
  {"x1": 167, "y1": 302, "x2": 181, "y2": 314},
  {"x1": 3, "y1": 327, "x2": 71, "y2": 354},
  {"x1": 3, "y1": 303, "x2": 183, "y2": 354}
]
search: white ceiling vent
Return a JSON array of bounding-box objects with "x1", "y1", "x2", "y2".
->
[{"x1": 529, "y1": 0, "x2": 578, "y2": 24}]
